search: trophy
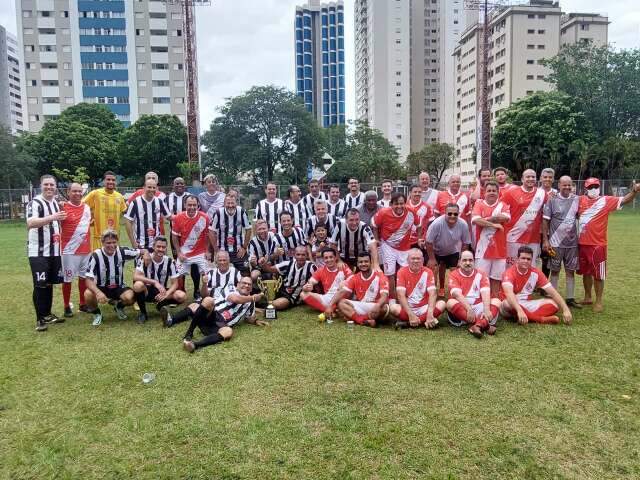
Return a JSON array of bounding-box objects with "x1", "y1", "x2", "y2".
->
[{"x1": 256, "y1": 276, "x2": 283, "y2": 320}]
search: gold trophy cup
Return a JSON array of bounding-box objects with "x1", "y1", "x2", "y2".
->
[{"x1": 257, "y1": 276, "x2": 283, "y2": 320}]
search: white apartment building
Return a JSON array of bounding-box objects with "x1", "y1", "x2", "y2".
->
[
  {"x1": 16, "y1": 0, "x2": 188, "y2": 131},
  {"x1": 452, "y1": 0, "x2": 609, "y2": 184},
  {"x1": 0, "y1": 26, "x2": 25, "y2": 133},
  {"x1": 560, "y1": 13, "x2": 609, "y2": 47}
]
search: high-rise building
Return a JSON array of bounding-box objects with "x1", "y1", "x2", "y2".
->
[
  {"x1": 451, "y1": 1, "x2": 608, "y2": 184},
  {"x1": 354, "y1": 0, "x2": 469, "y2": 160},
  {"x1": 0, "y1": 25, "x2": 25, "y2": 133},
  {"x1": 294, "y1": 0, "x2": 345, "y2": 127},
  {"x1": 16, "y1": 0, "x2": 188, "y2": 131}
]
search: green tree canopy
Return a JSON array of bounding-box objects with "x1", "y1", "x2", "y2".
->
[
  {"x1": 0, "y1": 127, "x2": 36, "y2": 189},
  {"x1": 406, "y1": 142, "x2": 455, "y2": 186}
]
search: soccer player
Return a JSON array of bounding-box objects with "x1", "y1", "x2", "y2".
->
[
  {"x1": 501, "y1": 169, "x2": 547, "y2": 266},
  {"x1": 378, "y1": 179, "x2": 393, "y2": 207},
  {"x1": 304, "y1": 179, "x2": 327, "y2": 216},
  {"x1": 273, "y1": 211, "x2": 307, "y2": 261},
  {"x1": 344, "y1": 177, "x2": 366, "y2": 209},
  {"x1": 540, "y1": 168, "x2": 557, "y2": 195},
  {"x1": 209, "y1": 194, "x2": 251, "y2": 272},
  {"x1": 446, "y1": 250, "x2": 502, "y2": 338},
  {"x1": 165, "y1": 177, "x2": 188, "y2": 257},
  {"x1": 324, "y1": 252, "x2": 390, "y2": 327},
  {"x1": 390, "y1": 249, "x2": 445, "y2": 329},
  {"x1": 419, "y1": 172, "x2": 439, "y2": 211},
  {"x1": 171, "y1": 195, "x2": 210, "y2": 300},
  {"x1": 83, "y1": 171, "x2": 127, "y2": 250},
  {"x1": 27, "y1": 174, "x2": 65, "y2": 331},
  {"x1": 305, "y1": 199, "x2": 338, "y2": 240},
  {"x1": 471, "y1": 181, "x2": 511, "y2": 297},
  {"x1": 60, "y1": 182, "x2": 92, "y2": 317},
  {"x1": 577, "y1": 178, "x2": 640, "y2": 312},
  {"x1": 407, "y1": 183, "x2": 435, "y2": 258},
  {"x1": 284, "y1": 185, "x2": 309, "y2": 229},
  {"x1": 301, "y1": 247, "x2": 353, "y2": 312},
  {"x1": 330, "y1": 208, "x2": 378, "y2": 268},
  {"x1": 327, "y1": 183, "x2": 348, "y2": 218},
  {"x1": 201, "y1": 250, "x2": 242, "y2": 298},
  {"x1": 163, "y1": 277, "x2": 266, "y2": 352},
  {"x1": 500, "y1": 246, "x2": 572, "y2": 325},
  {"x1": 84, "y1": 230, "x2": 141, "y2": 326},
  {"x1": 127, "y1": 171, "x2": 167, "y2": 204},
  {"x1": 254, "y1": 182, "x2": 285, "y2": 233},
  {"x1": 262, "y1": 246, "x2": 317, "y2": 310},
  {"x1": 371, "y1": 192, "x2": 421, "y2": 296},
  {"x1": 125, "y1": 179, "x2": 171, "y2": 251},
  {"x1": 308, "y1": 223, "x2": 331, "y2": 267},
  {"x1": 248, "y1": 219, "x2": 279, "y2": 282},
  {"x1": 426, "y1": 203, "x2": 471, "y2": 297},
  {"x1": 436, "y1": 174, "x2": 469, "y2": 217},
  {"x1": 132, "y1": 236, "x2": 185, "y2": 323},
  {"x1": 542, "y1": 175, "x2": 581, "y2": 308},
  {"x1": 538, "y1": 167, "x2": 557, "y2": 281},
  {"x1": 358, "y1": 191, "x2": 381, "y2": 226},
  {"x1": 493, "y1": 167, "x2": 514, "y2": 197},
  {"x1": 199, "y1": 174, "x2": 226, "y2": 214},
  {"x1": 469, "y1": 168, "x2": 493, "y2": 204}
]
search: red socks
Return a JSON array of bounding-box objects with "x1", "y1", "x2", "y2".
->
[
  {"x1": 62, "y1": 282, "x2": 71, "y2": 308},
  {"x1": 303, "y1": 295, "x2": 327, "y2": 313},
  {"x1": 350, "y1": 313, "x2": 369, "y2": 325},
  {"x1": 523, "y1": 303, "x2": 558, "y2": 322}
]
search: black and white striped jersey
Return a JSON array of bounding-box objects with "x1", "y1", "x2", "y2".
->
[
  {"x1": 275, "y1": 260, "x2": 317, "y2": 301},
  {"x1": 135, "y1": 255, "x2": 179, "y2": 288},
  {"x1": 209, "y1": 206, "x2": 251, "y2": 254},
  {"x1": 378, "y1": 198, "x2": 391, "y2": 208},
  {"x1": 86, "y1": 247, "x2": 139, "y2": 288},
  {"x1": 304, "y1": 192, "x2": 327, "y2": 216},
  {"x1": 205, "y1": 266, "x2": 241, "y2": 297},
  {"x1": 344, "y1": 192, "x2": 366, "y2": 210},
  {"x1": 273, "y1": 227, "x2": 307, "y2": 261},
  {"x1": 284, "y1": 199, "x2": 309, "y2": 229},
  {"x1": 213, "y1": 285, "x2": 255, "y2": 327},
  {"x1": 165, "y1": 192, "x2": 188, "y2": 215},
  {"x1": 327, "y1": 199, "x2": 348, "y2": 218},
  {"x1": 26, "y1": 195, "x2": 61, "y2": 258},
  {"x1": 248, "y1": 234, "x2": 277, "y2": 262},
  {"x1": 305, "y1": 214, "x2": 339, "y2": 238},
  {"x1": 124, "y1": 196, "x2": 169, "y2": 249},
  {"x1": 254, "y1": 198, "x2": 285, "y2": 233},
  {"x1": 330, "y1": 219, "x2": 375, "y2": 261}
]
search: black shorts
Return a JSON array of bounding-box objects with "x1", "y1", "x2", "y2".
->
[
  {"x1": 229, "y1": 252, "x2": 249, "y2": 273},
  {"x1": 98, "y1": 286, "x2": 132, "y2": 301},
  {"x1": 436, "y1": 252, "x2": 460, "y2": 269},
  {"x1": 29, "y1": 256, "x2": 63, "y2": 287},
  {"x1": 277, "y1": 286, "x2": 302, "y2": 306},
  {"x1": 200, "y1": 311, "x2": 228, "y2": 335},
  {"x1": 144, "y1": 286, "x2": 161, "y2": 303}
]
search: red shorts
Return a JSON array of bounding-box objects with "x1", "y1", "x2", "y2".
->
[{"x1": 578, "y1": 244, "x2": 607, "y2": 280}]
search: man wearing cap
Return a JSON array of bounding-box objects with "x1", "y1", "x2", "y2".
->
[
  {"x1": 357, "y1": 191, "x2": 381, "y2": 227},
  {"x1": 577, "y1": 178, "x2": 640, "y2": 312}
]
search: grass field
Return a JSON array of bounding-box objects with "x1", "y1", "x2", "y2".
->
[{"x1": 1, "y1": 211, "x2": 640, "y2": 479}]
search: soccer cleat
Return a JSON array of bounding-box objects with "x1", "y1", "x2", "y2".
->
[
  {"x1": 486, "y1": 325, "x2": 497, "y2": 336},
  {"x1": 193, "y1": 292, "x2": 202, "y2": 303},
  {"x1": 43, "y1": 314, "x2": 65, "y2": 325},
  {"x1": 183, "y1": 333, "x2": 193, "y2": 342},
  {"x1": 113, "y1": 304, "x2": 127, "y2": 320},
  {"x1": 183, "y1": 339, "x2": 196, "y2": 353},
  {"x1": 565, "y1": 298, "x2": 582, "y2": 309},
  {"x1": 64, "y1": 306, "x2": 73, "y2": 318},
  {"x1": 468, "y1": 324, "x2": 483, "y2": 338},
  {"x1": 79, "y1": 304, "x2": 89, "y2": 313},
  {"x1": 35, "y1": 320, "x2": 48, "y2": 332},
  {"x1": 137, "y1": 312, "x2": 147, "y2": 325},
  {"x1": 160, "y1": 307, "x2": 173, "y2": 328},
  {"x1": 394, "y1": 321, "x2": 409, "y2": 330},
  {"x1": 537, "y1": 315, "x2": 560, "y2": 325},
  {"x1": 91, "y1": 312, "x2": 103, "y2": 326}
]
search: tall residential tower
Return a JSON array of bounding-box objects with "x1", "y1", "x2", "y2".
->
[{"x1": 0, "y1": 25, "x2": 25, "y2": 133}]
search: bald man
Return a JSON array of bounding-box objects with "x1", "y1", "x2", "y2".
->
[
  {"x1": 419, "y1": 172, "x2": 439, "y2": 211},
  {"x1": 436, "y1": 174, "x2": 469, "y2": 217}
]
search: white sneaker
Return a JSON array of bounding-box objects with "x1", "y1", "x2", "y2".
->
[{"x1": 92, "y1": 312, "x2": 103, "y2": 326}]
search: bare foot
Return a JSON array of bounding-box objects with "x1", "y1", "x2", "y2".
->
[{"x1": 593, "y1": 303, "x2": 603, "y2": 313}]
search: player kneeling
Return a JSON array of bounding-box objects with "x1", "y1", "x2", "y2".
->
[
  {"x1": 301, "y1": 247, "x2": 353, "y2": 313},
  {"x1": 324, "y1": 252, "x2": 390, "y2": 327},
  {"x1": 390, "y1": 248, "x2": 445, "y2": 329},
  {"x1": 132, "y1": 236, "x2": 186, "y2": 324},
  {"x1": 500, "y1": 246, "x2": 572, "y2": 325},
  {"x1": 446, "y1": 250, "x2": 501, "y2": 338}
]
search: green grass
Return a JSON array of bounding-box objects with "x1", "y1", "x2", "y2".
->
[{"x1": 1, "y1": 211, "x2": 640, "y2": 479}]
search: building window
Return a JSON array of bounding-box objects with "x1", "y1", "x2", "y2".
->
[
  {"x1": 136, "y1": 29, "x2": 145, "y2": 36},
  {"x1": 153, "y1": 97, "x2": 171, "y2": 104},
  {"x1": 139, "y1": 98, "x2": 148, "y2": 104},
  {"x1": 580, "y1": 24, "x2": 590, "y2": 31},
  {"x1": 63, "y1": 63, "x2": 71, "y2": 70},
  {"x1": 537, "y1": 45, "x2": 545, "y2": 50},
  {"x1": 138, "y1": 80, "x2": 147, "y2": 87}
]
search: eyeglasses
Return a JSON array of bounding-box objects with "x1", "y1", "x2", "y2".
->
[{"x1": 447, "y1": 212, "x2": 459, "y2": 217}]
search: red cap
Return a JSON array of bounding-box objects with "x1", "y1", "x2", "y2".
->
[{"x1": 584, "y1": 178, "x2": 600, "y2": 188}]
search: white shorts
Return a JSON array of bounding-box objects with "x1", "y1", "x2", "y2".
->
[
  {"x1": 506, "y1": 242, "x2": 540, "y2": 267},
  {"x1": 379, "y1": 241, "x2": 409, "y2": 276},
  {"x1": 475, "y1": 258, "x2": 507, "y2": 281},
  {"x1": 350, "y1": 300, "x2": 377, "y2": 316},
  {"x1": 61, "y1": 254, "x2": 90, "y2": 283},
  {"x1": 177, "y1": 254, "x2": 209, "y2": 275}
]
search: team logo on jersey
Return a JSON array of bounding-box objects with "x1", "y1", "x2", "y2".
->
[{"x1": 53, "y1": 233, "x2": 60, "y2": 243}]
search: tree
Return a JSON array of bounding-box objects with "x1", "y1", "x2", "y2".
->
[
  {"x1": 201, "y1": 85, "x2": 324, "y2": 185},
  {"x1": 491, "y1": 92, "x2": 595, "y2": 179},
  {"x1": 406, "y1": 142, "x2": 455, "y2": 186},
  {"x1": 57, "y1": 102, "x2": 124, "y2": 139},
  {"x1": 118, "y1": 114, "x2": 187, "y2": 182},
  {"x1": 0, "y1": 127, "x2": 35, "y2": 189},
  {"x1": 542, "y1": 44, "x2": 640, "y2": 139}
]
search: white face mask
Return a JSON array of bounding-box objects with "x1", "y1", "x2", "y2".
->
[{"x1": 587, "y1": 188, "x2": 600, "y2": 199}]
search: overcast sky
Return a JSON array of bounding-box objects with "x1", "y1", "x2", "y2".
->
[{"x1": 1, "y1": 0, "x2": 638, "y2": 131}]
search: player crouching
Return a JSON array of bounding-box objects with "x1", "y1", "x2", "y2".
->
[
  {"x1": 390, "y1": 248, "x2": 445, "y2": 329},
  {"x1": 301, "y1": 247, "x2": 353, "y2": 314},
  {"x1": 500, "y1": 246, "x2": 572, "y2": 325},
  {"x1": 132, "y1": 236, "x2": 186, "y2": 324},
  {"x1": 446, "y1": 250, "x2": 501, "y2": 338}
]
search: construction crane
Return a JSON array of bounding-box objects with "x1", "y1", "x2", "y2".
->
[
  {"x1": 162, "y1": 0, "x2": 211, "y2": 180},
  {"x1": 463, "y1": 0, "x2": 508, "y2": 171}
]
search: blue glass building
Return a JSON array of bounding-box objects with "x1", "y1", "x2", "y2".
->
[{"x1": 294, "y1": 0, "x2": 345, "y2": 127}]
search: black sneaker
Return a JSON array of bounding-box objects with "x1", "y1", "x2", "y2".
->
[
  {"x1": 193, "y1": 292, "x2": 202, "y2": 303},
  {"x1": 79, "y1": 304, "x2": 90, "y2": 313},
  {"x1": 35, "y1": 320, "x2": 48, "y2": 332},
  {"x1": 64, "y1": 306, "x2": 73, "y2": 318},
  {"x1": 160, "y1": 306, "x2": 173, "y2": 328},
  {"x1": 137, "y1": 312, "x2": 147, "y2": 324},
  {"x1": 566, "y1": 298, "x2": 582, "y2": 309},
  {"x1": 394, "y1": 321, "x2": 409, "y2": 330},
  {"x1": 43, "y1": 314, "x2": 65, "y2": 325}
]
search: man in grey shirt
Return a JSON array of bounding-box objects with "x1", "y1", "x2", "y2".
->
[
  {"x1": 426, "y1": 203, "x2": 471, "y2": 296},
  {"x1": 542, "y1": 175, "x2": 581, "y2": 308},
  {"x1": 357, "y1": 191, "x2": 381, "y2": 227}
]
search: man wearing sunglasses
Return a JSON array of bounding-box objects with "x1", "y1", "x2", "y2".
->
[
  {"x1": 426, "y1": 203, "x2": 471, "y2": 297},
  {"x1": 577, "y1": 178, "x2": 640, "y2": 312}
]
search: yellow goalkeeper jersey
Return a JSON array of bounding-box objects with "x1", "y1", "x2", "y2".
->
[{"x1": 83, "y1": 188, "x2": 127, "y2": 249}]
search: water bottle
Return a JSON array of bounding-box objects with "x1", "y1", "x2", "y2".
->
[
  {"x1": 346, "y1": 320, "x2": 354, "y2": 330},
  {"x1": 142, "y1": 373, "x2": 155, "y2": 385}
]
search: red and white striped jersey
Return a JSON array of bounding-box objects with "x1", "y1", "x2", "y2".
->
[
  {"x1": 577, "y1": 195, "x2": 622, "y2": 246},
  {"x1": 171, "y1": 210, "x2": 210, "y2": 257},
  {"x1": 436, "y1": 189, "x2": 470, "y2": 217},
  {"x1": 407, "y1": 200, "x2": 435, "y2": 243},
  {"x1": 343, "y1": 271, "x2": 389, "y2": 302},
  {"x1": 502, "y1": 265, "x2": 550, "y2": 301},
  {"x1": 371, "y1": 206, "x2": 420, "y2": 250},
  {"x1": 61, "y1": 202, "x2": 92, "y2": 255},
  {"x1": 311, "y1": 264, "x2": 353, "y2": 297},
  {"x1": 472, "y1": 199, "x2": 510, "y2": 260},
  {"x1": 502, "y1": 187, "x2": 547, "y2": 244},
  {"x1": 396, "y1": 266, "x2": 436, "y2": 308},
  {"x1": 449, "y1": 268, "x2": 490, "y2": 305}
]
